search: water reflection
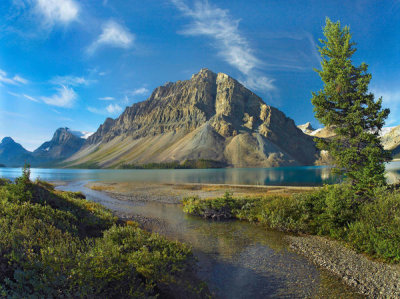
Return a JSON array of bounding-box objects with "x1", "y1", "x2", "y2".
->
[
  {"x1": 0, "y1": 165, "x2": 339, "y2": 186},
  {"x1": 1, "y1": 162, "x2": 400, "y2": 186}
]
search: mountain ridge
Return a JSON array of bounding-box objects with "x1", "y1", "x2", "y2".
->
[
  {"x1": 0, "y1": 128, "x2": 86, "y2": 167},
  {"x1": 66, "y1": 69, "x2": 320, "y2": 168}
]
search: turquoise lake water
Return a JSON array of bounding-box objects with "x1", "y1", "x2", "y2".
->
[{"x1": 2, "y1": 161, "x2": 400, "y2": 185}]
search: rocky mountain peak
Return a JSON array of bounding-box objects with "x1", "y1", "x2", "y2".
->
[
  {"x1": 67, "y1": 68, "x2": 319, "y2": 168},
  {"x1": 298, "y1": 122, "x2": 315, "y2": 134},
  {"x1": 1, "y1": 137, "x2": 16, "y2": 145},
  {"x1": 34, "y1": 127, "x2": 85, "y2": 160}
]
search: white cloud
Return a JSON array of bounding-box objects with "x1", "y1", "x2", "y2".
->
[
  {"x1": 41, "y1": 85, "x2": 77, "y2": 107},
  {"x1": 372, "y1": 89, "x2": 400, "y2": 126},
  {"x1": 50, "y1": 75, "x2": 94, "y2": 86},
  {"x1": 172, "y1": 0, "x2": 275, "y2": 92},
  {"x1": 244, "y1": 76, "x2": 275, "y2": 92},
  {"x1": 0, "y1": 70, "x2": 28, "y2": 85},
  {"x1": 88, "y1": 104, "x2": 123, "y2": 115},
  {"x1": 99, "y1": 96, "x2": 115, "y2": 101},
  {"x1": 7, "y1": 91, "x2": 39, "y2": 103},
  {"x1": 128, "y1": 87, "x2": 149, "y2": 96},
  {"x1": 88, "y1": 21, "x2": 134, "y2": 54},
  {"x1": 106, "y1": 103, "x2": 122, "y2": 114},
  {"x1": 23, "y1": 94, "x2": 39, "y2": 102},
  {"x1": 13, "y1": 75, "x2": 29, "y2": 84},
  {"x1": 35, "y1": 0, "x2": 79, "y2": 25}
]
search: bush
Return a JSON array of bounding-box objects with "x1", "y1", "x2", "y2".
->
[
  {"x1": 182, "y1": 184, "x2": 400, "y2": 263},
  {"x1": 347, "y1": 188, "x2": 400, "y2": 262},
  {"x1": 297, "y1": 184, "x2": 359, "y2": 237},
  {"x1": 0, "y1": 170, "x2": 206, "y2": 297}
]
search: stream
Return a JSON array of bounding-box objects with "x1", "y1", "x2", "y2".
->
[{"x1": 59, "y1": 181, "x2": 362, "y2": 298}]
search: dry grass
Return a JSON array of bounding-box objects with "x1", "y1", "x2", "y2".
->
[{"x1": 87, "y1": 182, "x2": 316, "y2": 201}]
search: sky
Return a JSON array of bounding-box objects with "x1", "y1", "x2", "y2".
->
[{"x1": 0, "y1": 0, "x2": 399, "y2": 150}]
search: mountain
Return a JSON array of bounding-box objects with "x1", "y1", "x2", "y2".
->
[
  {"x1": 299, "y1": 121, "x2": 400, "y2": 159},
  {"x1": 33, "y1": 128, "x2": 85, "y2": 162},
  {"x1": 297, "y1": 122, "x2": 315, "y2": 135},
  {"x1": 69, "y1": 130, "x2": 94, "y2": 139},
  {"x1": 381, "y1": 125, "x2": 400, "y2": 158},
  {"x1": 0, "y1": 128, "x2": 87, "y2": 167},
  {"x1": 0, "y1": 137, "x2": 34, "y2": 167},
  {"x1": 297, "y1": 124, "x2": 337, "y2": 139},
  {"x1": 66, "y1": 69, "x2": 319, "y2": 168}
]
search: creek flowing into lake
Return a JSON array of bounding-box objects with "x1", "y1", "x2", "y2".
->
[
  {"x1": 57, "y1": 181, "x2": 362, "y2": 298},
  {"x1": 4, "y1": 164, "x2": 398, "y2": 297}
]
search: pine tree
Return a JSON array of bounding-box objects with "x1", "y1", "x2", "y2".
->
[{"x1": 311, "y1": 18, "x2": 391, "y2": 196}]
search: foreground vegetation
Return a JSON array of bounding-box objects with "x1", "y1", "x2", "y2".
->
[
  {"x1": 183, "y1": 184, "x2": 400, "y2": 263},
  {"x1": 0, "y1": 168, "x2": 208, "y2": 298}
]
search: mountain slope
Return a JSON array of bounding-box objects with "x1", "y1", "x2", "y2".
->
[
  {"x1": 33, "y1": 128, "x2": 85, "y2": 162},
  {"x1": 0, "y1": 137, "x2": 35, "y2": 167},
  {"x1": 67, "y1": 69, "x2": 319, "y2": 168}
]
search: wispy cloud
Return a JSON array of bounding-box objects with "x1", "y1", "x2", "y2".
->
[
  {"x1": 8, "y1": 91, "x2": 39, "y2": 103},
  {"x1": 372, "y1": 88, "x2": 400, "y2": 126},
  {"x1": 106, "y1": 103, "x2": 122, "y2": 114},
  {"x1": 127, "y1": 87, "x2": 149, "y2": 96},
  {"x1": 0, "y1": 69, "x2": 28, "y2": 85},
  {"x1": 23, "y1": 94, "x2": 39, "y2": 102},
  {"x1": 171, "y1": 0, "x2": 275, "y2": 92},
  {"x1": 41, "y1": 85, "x2": 77, "y2": 107},
  {"x1": 88, "y1": 21, "x2": 134, "y2": 54},
  {"x1": 87, "y1": 103, "x2": 123, "y2": 115},
  {"x1": 34, "y1": 0, "x2": 79, "y2": 26},
  {"x1": 99, "y1": 96, "x2": 115, "y2": 101},
  {"x1": 50, "y1": 75, "x2": 95, "y2": 86}
]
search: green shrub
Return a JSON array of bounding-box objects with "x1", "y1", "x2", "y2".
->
[
  {"x1": 297, "y1": 184, "x2": 359, "y2": 237},
  {"x1": 347, "y1": 188, "x2": 400, "y2": 262},
  {"x1": 182, "y1": 184, "x2": 400, "y2": 263},
  {"x1": 0, "y1": 170, "x2": 206, "y2": 297}
]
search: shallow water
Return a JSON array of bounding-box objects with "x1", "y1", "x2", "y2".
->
[
  {"x1": 60, "y1": 181, "x2": 363, "y2": 298},
  {"x1": 2, "y1": 162, "x2": 400, "y2": 186}
]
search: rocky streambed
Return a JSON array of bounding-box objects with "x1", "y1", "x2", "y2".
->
[{"x1": 289, "y1": 235, "x2": 400, "y2": 298}]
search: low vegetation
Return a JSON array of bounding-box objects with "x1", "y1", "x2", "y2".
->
[
  {"x1": 0, "y1": 166, "x2": 208, "y2": 298},
  {"x1": 183, "y1": 184, "x2": 400, "y2": 263},
  {"x1": 120, "y1": 159, "x2": 227, "y2": 169}
]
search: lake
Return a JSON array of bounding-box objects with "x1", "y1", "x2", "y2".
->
[{"x1": 2, "y1": 161, "x2": 400, "y2": 185}]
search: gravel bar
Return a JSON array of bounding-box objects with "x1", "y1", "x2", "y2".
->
[{"x1": 288, "y1": 235, "x2": 400, "y2": 298}]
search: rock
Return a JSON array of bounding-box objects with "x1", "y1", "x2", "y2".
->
[
  {"x1": 0, "y1": 137, "x2": 34, "y2": 167},
  {"x1": 67, "y1": 69, "x2": 320, "y2": 168},
  {"x1": 33, "y1": 128, "x2": 85, "y2": 162},
  {"x1": 297, "y1": 122, "x2": 315, "y2": 134}
]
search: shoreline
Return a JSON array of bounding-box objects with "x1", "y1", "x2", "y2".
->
[{"x1": 85, "y1": 181, "x2": 400, "y2": 298}]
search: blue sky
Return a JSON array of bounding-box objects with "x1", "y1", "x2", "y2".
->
[{"x1": 1, "y1": 0, "x2": 399, "y2": 150}]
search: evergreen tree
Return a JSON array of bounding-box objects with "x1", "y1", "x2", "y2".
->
[{"x1": 311, "y1": 18, "x2": 391, "y2": 196}]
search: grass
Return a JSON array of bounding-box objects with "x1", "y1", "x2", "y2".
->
[
  {"x1": 0, "y1": 168, "x2": 209, "y2": 298},
  {"x1": 182, "y1": 185, "x2": 400, "y2": 263}
]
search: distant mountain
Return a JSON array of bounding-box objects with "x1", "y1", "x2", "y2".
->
[
  {"x1": 0, "y1": 137, "x2": 34, "y2": 167},
  {"x1": 380, "y1": 125, "x2": 400, "y2": 158},
  {"x1": 0, "y1": 128, "x2": 87, "y2": 167},
  {"x1": 297, "y1": 123, "x2": 336, "y2": 139},
  {"x1": 299, "y1": 121, "x2": 400, "y2": 159},
  {"x1": 69, "y1": 130, "x2": 94, "y2": 139},
  {"x1": 66, "y1": 69, "x2": 320, "y2": 168},
  {"x1": 33, "y1": 128, "x2": 85, "y2": 162},
  {"x1": 297, "y1": 122, "x2": 315, "y2": 135}
]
